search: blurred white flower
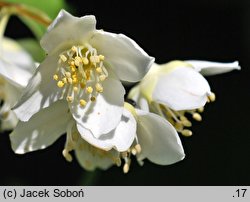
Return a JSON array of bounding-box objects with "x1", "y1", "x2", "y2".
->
[
  {"x1": 13, "y1": 9, "x2": 154, "y2": 140},
  {"x1": 0, "y1": 37, "x2": 35, "y2": 130},
  {"x1": 10, "y1": 102, "x2": 184, "y2": 173},
  {"x1": 128, "y1": 60, "x2": 240, "y2": 136}
]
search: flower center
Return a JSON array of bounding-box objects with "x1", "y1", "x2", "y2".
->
[{"x1": 53, "y1": 44, "x2": 108, "y2": 106}]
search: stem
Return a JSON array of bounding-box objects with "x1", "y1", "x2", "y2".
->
[{"x1": 0, "y1": 1, "x2": 51, "y2": 27}]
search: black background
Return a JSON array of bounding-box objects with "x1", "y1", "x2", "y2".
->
[{"x1": 0, "y1": 0, "x2": 249, "y2": 185}]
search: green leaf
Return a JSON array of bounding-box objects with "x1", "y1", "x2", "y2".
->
[{"x1": 17, "y1": 38, "x2": 45, "y2": 62}]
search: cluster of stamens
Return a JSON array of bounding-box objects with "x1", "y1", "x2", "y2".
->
[
  {"x1": 53, "y1": 44, "x2": 108, "y2": 106},
  {"x1": 156, "y1": 92, "x2": 216, "y2": 137},
  {"x1": 62, "y1": 124, "x2": 142, "y2": 173}
]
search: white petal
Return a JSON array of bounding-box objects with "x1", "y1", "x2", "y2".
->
[
  {"x1": 41, "y1": 10, "x2": 96, "y2": 53},
  {"x1": 2, "y1": 82, "x2": 22, "y2": 109},
  {"x1": 136, "y1": 109, "x2": 185, "y2": 165},
  {"x1": 0, "y1": 38, "x2": 35, "y2": 88},
  {"x1": 75, "y1": 139, "x2": 119, "y2": 171},
  {"x1": 70, "y1": 76, "x2": 125, "y2": 138},
  {"x1": 153, "y1": 67, "x2": 211, "y2": 111},
  {"x1": 10, "y1": 101, "x2": 71, "y2": 154},
  {"x1": 13, "y1": 53, "x2": 64, "y2": 121},
  {"x1": 76, "y1": 108, "x2": 136, "y2": 152},
  {"x1": 90, "y1": 30, "x2": 154, "y2": 82},
  {"x1": 185, "y1": 60, "x2": 241, "y2": 76}
]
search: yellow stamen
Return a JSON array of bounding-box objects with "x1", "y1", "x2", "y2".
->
[
  {"x1": 99, "y1": 55, "x2": 105, "y2": 61},
  {"x1": 60, "y1": 54, "x2": 67, "y2": 62},
  {"x1": 62, "y1": 77, "x2": 67, "y2": 84},
  {"x1": 66, "y1": 96, "x2": 73, "y2": 103},
  {"x1": 57, "y1": 81, "x2": 64, "y2": 88},
  {"x1": 96, "y1": 67, "x2": 102, "y2": 73},
  {"x1": 86, "y1": 86, "x2": 93, "y2": 94},
  {"x1": 181, "y1": 129, "x2": 193, "y2": 137},
  {"x1": 208, "y1": 92, "x2": 216, "y2": 102},
  {"x1": 99, "y1": 75, "x2": 106, "y2": 81},
  {"x1": 95, "y1": 83, "x2": 103, "y2": 93},
  {"x1": 82, "y1": 57, "x2": 89, "y2": 65},
  {"x1": 192, "y1": 113, "x2": 202, "y2": 121},
  {"x1": 53, "y1": 74, "x2": 59, "y2": 81},
  {"x1": 80, "y1": 99, "x2": 87, "y2": 107},
  {"x1": 65, "y1": 72, "x2": 71, "y2": 78}
]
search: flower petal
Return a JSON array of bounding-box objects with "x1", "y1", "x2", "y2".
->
[
  {"x1": 70, "y1": 76, "x2": 125, "y2": 138},
  {"x1": 0, "y1": 38, "x2": 35, "y2": 88},
  {"x1": 136, "y1": 109, "x2": 185, "y2": 165},
  {"x1": 185, "y1": 60, "x2": 241, "y2": 76},
  {"x1": 76, "y1": 108, "x2": 136, "y2": 152},
  {"x1": 90, "y1": 30, "x2": 154, "y2": 82},
  {"x1": 13, "y1": 53, "x2": 64, "y2": 121},
  {"x1": 153, "y1": 67, "x2": 211, "y2": 111},
  {"x1": 75, "y1": 139, "x2": 119, "y2": 171},
  {"x1": 10, "y1": 100, "x2": 71, "y2": 154},
  {"x1": 41, "y1": 10, "x2": 96, "y2": 53}
]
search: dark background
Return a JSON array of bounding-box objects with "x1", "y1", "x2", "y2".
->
[{"x1": 0, "y1": 0, "x2": 249, "y2": 185}]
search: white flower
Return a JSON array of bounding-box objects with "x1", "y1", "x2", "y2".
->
[
  {"x1": 12, "y1": 10, "x2": 154, "y2": 140},
  {"x1": 10, "y1": 102, "x2": 184, "y2": 173},
  {"x1": 0, "y1": 37, "x2": 35, "y2": 130},
  {"x1": 128, "y1": 60, "x2": 240, "y2": 136}
]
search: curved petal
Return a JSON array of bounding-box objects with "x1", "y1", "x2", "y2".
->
[
  {"x1": 70, "y1": 76, "x2": 125, "y2": 138},
  {"x1": 136, "y1": 110, "x2": 185, "y2": 165},
  {"x1": 13, "y1": 53, "x2": 64, "y2": 122},
  {"x1": 75, "y1": 139, "x2": 119, "y2": 171},
  {"x1": 0, "y1": 38, "x2": 35, "y2": 88},
  {"x1": 10, "y1": 100, "x2": 71, "y2": 154},
  {"x1": 90, "y1": 30, "x2": 154, "y2": 82},
  {"x1": 41, "y1": 10, "x2": 96, "y2": 53},
  {"x1": 76, "y1": 108, "x2": 136, "y2": 152},
  {"x1": 185, "y1": 60, "x2": 241, "y2": 76},
  {"x1": 153, "y1": 67, "x2": 211, "y2": 111}
]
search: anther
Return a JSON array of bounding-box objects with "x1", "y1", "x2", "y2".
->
[
  {"x1": 131, "y1": 148, "x2": 137, "y2": 155},
  {"x1": 65, "y1": 72, "x2": 71, "y2": 78},
  {"x1": 135, "y1": 144, "x2": 142, "y2": 153},
  {"x1": 73, "y1": 87, "x2": 78, "y2": 92},
  {"x1": 90, "y1": 96, "x2": 96, "y2": 102},
  {"x1": 96, "y1": 67, "x2": 102, "y2": 73},
  {"x1": 67, "y1": 78, "x2": 73, "y2": 84},
  {"x1": 99, "y1": 55, "x2": 105, "y2": 61},
  {"x1": 62, "y1": 149, "x2": 72, "y2": 162},
  {"x1": 181, "y1": 129, "x2": 193, "y2": 137},
  {"x1": 62, "y1": 77, "x2": 67, "y2": 84},
  {"x1": 74, "y1": 56, "x2": 82, "y2": 66},
  {"x1": 90, "y1": 55, "x2": 100, "y2": 63},
  {"x1": 123, "y1": 163, "x2": 130, "y2": 174},
  {"x1": 82, "y1": 57, "x2": 89, "y2": 65},
  {"x1": 192, "y1": 113, "x2": 202, "y2": 121},
  {"x1": 208, "y1": 92, "x2": 216, "y2": 102},
  {"x1": 86, "y1": 86, "x2": 93, "y2": 94},
  {"x1": 66, "y1": 96, "x2": 73, "y2": 103},
  {"x1": 53, "y1": 74, "x2": 59, "y2": 80},
  {"x1": 71, "y1": 46, "x2": 77, "y2": 52},
  {"x1": 57, "y1": 81, "x2": 64, "y2": 88},
  {"x1": 182, "y1": 119, "x2": 192, "y2": 127},
  {"x1": 60, "y1": 54, "x2": 67, "y2": 62},
  {"x1": 95, "y1": 83, "x2": 103, "y2": 93},
  {"x1": 80, "y1": 99, "x2": 87, "y2": 107},
  {"x1": 198, "y1": 107, "x2": 204, "y2": 113},
  {"x1": 99, "y1": 75, "x2": 106, "y2": 81}
]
